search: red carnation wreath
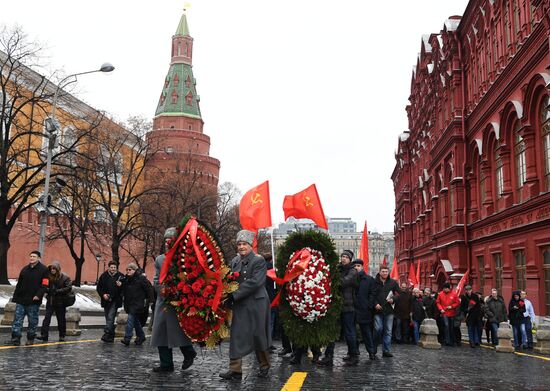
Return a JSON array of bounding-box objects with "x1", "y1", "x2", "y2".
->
[{"x1": 159, "y1": 217, "x2": 238, "y2": 347}]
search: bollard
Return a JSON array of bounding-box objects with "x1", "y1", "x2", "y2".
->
[
  {"x1": 533, "y1": 323, "x2": 550, "y2": 355},
  {"x1": 495, "y1": 322, "x2": 514, "y2": 353},
  {"x1": 418, "y1": 318, "x2": 441, "y2": 349},
  {"x1": 1, "y1": 301, "x2": 16, "y2": 326},
  {"x1": 115, "y1": 309, "x2": 128, "y2": 337},
  {"x1": 65, "y1": 307, "x2": 82, "y2": 336}
]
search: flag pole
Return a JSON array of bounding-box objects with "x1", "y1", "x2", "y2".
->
[{"x1": 270, "y1": 227, "x2": 276, "y2": 272}]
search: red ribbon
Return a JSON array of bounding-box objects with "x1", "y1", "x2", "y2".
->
[
  {"x1": 267, "y1": 248, "x2": 311, "y2": 308},
  {"x1": 159, "y1": 218, "x2": 223, "y2": 312}
]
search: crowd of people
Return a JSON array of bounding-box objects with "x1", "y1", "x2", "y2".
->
[{"x1": 4, "y1": 233, "x2": 539, "y2": 381}]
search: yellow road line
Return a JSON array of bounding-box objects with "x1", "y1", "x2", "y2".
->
[
  {"x1": 0, "y1": 339, "x2": 100, "y2": 350},
  {"x1": 514, "y1": 351, "x2": 550, "y2": 361},
  {"x1": 281, "y1": 372, "x2": 308, "y2": 391}
]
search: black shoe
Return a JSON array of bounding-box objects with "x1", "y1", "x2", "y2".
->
[
  {"x1": 120, "y1": 339, "x2": 130, "y2": 346},
  {"x1": 470, "y1": 343, "x2": 475, "y2": 348},
  {"x1": 182, "y1": 350, "x2": 197, "y2": 370},
  {"x1": 278, "y1": 348, "x2": 292, "y2": 357},
  {"x1": 258, "y1": 368, "x2": 269, "y2": 378},
  {"x1": 343, "y1": 356, "x2": 359, "y2": 366},
  {"x1": 58, "y1": 337, "x2": 65, "y2": 342},
  {"x1": 382, "y1": 351, "x2": 393, "y2": 357},
  {"x1": 5, "y1": 337, "x2": 20, "y2": 346},
  {"x1": 289, "y1": 355, "x2": 301, "y2": 365},
  {"x1": 134, "y1": 337, "x2": 146, "y2": 345},
  {"x1": 312, "y1": 353, "x2": 321, "y2": 364},
  {"x1": 342, "y1": 355, "x2": 351, "y2": 362},
  {"x1": 369, "y1": 353, "x2": 377, "y2": 360},
  {"x1": 268, "y1": 345, "x2": 276, "y2": 351},
  {"x1": 219, "y1": 371, "x2": 242, "y2": 381},
  {"x1": 153, "y1": 366, "x2": 174, "y2": 373},
  {"x1": 316, "y1": 356, "x2": 333, "y2": 366},
  {"x1": 36, "y1": 335, "x2": 48, "y2": 342}
]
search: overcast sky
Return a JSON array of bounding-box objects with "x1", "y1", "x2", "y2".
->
[{"x1": 1, "y1": 0, "x2": 470, "y2": 233}]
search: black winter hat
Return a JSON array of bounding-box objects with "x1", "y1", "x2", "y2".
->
[
  {"x1": 340, "y1": 250, "x2": 354, "y2": 261},
  {"x1": 351, "y1": 259, "x2": 364, "y2": 266}
]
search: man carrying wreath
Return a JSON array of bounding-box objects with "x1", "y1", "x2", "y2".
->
[{"x1": 219, "y1": 230, "x2": 271, "y2": 381}]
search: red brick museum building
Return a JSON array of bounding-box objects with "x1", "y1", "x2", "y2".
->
[{"x1": 392, "y1": 0, "x2": 550, "y2": 315}]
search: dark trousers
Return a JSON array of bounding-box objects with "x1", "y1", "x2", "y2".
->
[
  {"x1": 358, "y1": 322, "x2": 375, "y2": 354},
  {"x1": 158, "y1": 345, "x2": 196, "y2": 369},
  {"x1": 395, "y1": 317, "x2": 411, "y2": 343},
  {"x1": 41, "y1": 304, "x2": 66, "y2": 339},
  {"x1": 324, "y1": 311, "x2": 358, "y2": 357},
  {"x1": 103, "y1": 302, "x2": 118, "y2": 335},
  {"x1": 442, "y1": 316, "x2": 455, "y2": 345}
]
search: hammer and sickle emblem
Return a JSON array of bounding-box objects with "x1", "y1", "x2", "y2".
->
[
  {"x1": 303, "y1": 195, "x2": 314, "y2": 207},
  {"x1": 251, "y1": 192, "x2": 263, "y2": 205}
]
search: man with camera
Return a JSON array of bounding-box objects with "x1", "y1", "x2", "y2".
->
[{"x1": 97, "y1": 261, "x2": 124, "y2": 342}]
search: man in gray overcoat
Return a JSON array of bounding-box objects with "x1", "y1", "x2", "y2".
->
[
  {"x1": 219, "y1": 230, "x2": 271, "y2": 381},
  {"x1": 151, "y1": 227, "x2": 197, "y2": 373}
]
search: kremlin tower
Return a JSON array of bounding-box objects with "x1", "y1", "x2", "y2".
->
[{"x1": 146, "y1": 11, "x2": 220, "y2": 188}]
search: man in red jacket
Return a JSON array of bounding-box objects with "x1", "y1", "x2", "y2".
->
[{"x1": 436, "y1": 282, "x2": 461, "y2": 346}]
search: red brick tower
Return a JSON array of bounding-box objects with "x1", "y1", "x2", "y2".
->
[{"x1": 146, "y1": 11, "x2": 220, "y2": 187}]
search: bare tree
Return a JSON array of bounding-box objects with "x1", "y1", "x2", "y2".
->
[
  {"x1": 0, "y1": 26, "x2": 102, "y2": 284},
  {"x1": 90, "y1": 116, "x2": 161, "y2": 266},
  {"x1": 211, "y1": 182, "x2": 242, "y2": 259}
]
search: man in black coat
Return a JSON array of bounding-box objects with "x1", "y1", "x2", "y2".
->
[
  {"x1": 96, "y1": 261, "x2": 124, "y2": 342},
  {"x1": 318, "y1": 250, "x2": 359, "y2": 367},
  {"x1": 353, "y1": 259, "x2": 378, "y2": 360},
  {"x1": 373, "y1": 264, "x2": 400, "y2": 357},
  {"x1": 8, "y1": 250, "x2": 49, "y2": 346},
  {"x1": 120, "y1": 263, "x2": 154, "y2": 346},
  {"x1": 460, "y1": 285, "x2": 482, "y2": 347}
]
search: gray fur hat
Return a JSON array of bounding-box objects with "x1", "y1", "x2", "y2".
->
[
  {"x1": 236, "y1": 229, "x2": 255, "y2": 246},
  {"x1": 164, "y1": 227, "x2": 177, "y2": 239}
]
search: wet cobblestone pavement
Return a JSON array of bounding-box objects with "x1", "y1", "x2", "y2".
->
[{"x1": 0, "y1": 329, "x2": 549, "y2": 390}]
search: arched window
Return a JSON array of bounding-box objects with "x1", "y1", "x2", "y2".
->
[
  {"x1": 447, "y1": 169, "x2": 454, "y2": 226},
  {"x1": 494, "y1": 142, "x2": 504, "y2": 200},
  {"x1": 541, "y1": 96, "x2": 550, "y2": 191},
  {"x1": 514, "y1": 118, "x2": 526, "y2": 201},
  {"x1": 479, "y1": 155, "x2": 486, "y2": 204}
]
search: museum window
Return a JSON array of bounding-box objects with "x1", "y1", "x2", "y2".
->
[
  {"x1": 477, "y1": 255, "x2": 485, "y2": 294},
  {"x1": 514, "y1": 118, "x2": 526, "y2": 201},
  {"x1": 493, "y1": 253, "x2": 503, "y2": 292},
  {"x1": 514, "y1": 249, "x2": 526, "y2": 291},
  {"x1": 494, "y1": 143, "x2": 504, "y2": 199},
  {"x1": 479, "y1": 156, "x2": 486, "y2": 204},
  {"x1": 543, "y1": 246, "x2": 550, "y2": 316},
  {"x1": 541, "y1": 95, "x2": 550, "y2": 191}
]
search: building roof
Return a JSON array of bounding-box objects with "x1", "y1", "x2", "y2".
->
[
  {"x1": 155, "y1": 63, "x2": 201, "y2": 119},
  {"x1": 175, "y1": 13, "x2": 190, "y2": 36}
]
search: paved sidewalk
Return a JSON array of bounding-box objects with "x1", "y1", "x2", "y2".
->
[{"x1": 0, "y1": 329, "x2": 549, "y2": 390}]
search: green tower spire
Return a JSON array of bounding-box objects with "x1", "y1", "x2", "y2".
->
[{"x1": 155, "y1": 12, "x2": 200, "y2": 119}]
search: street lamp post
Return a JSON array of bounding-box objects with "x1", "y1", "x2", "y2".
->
[
  {"x1": 38, "y1": 63, "x2": 115, "y2": 256},
  {"x1": 95, "y1": 253, "x2": 102, "y2": 284}
]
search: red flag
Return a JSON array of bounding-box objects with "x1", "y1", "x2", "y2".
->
[
  {"x1": 390, "y1": 257, "x2": 399, "y2": 280},
  {"x1": 415, "y1": 260, "x2": 421, "y2": 288},
  {"x1": 358, "y1": 221, "x2": 369, "y2": 274},
  {"x1": 408, "y1": 262, "x2": 418, "y2": 287},
  {"x1": 283, "y1": 184, "x2": 328, "y2": 229},
  {"x1": 454, "y1": 269, "x2": 470, "y2": 296},
  {"x1": 381, "y1": 256, "x2": 387, "y2": 267},
  {"x1": 239, "y1": 181, "x2": 272, "y2": 232}
]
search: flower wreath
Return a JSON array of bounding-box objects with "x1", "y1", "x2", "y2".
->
[
  {"x1": 273, "y1": 230, "x2": 342, "y2": 348},
  {"x1": 284, "y1": 248, "x2": 331, "y2": 323},
  {"x1": 159, "y1": 217, "x2": 238, "y2": 347}
]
